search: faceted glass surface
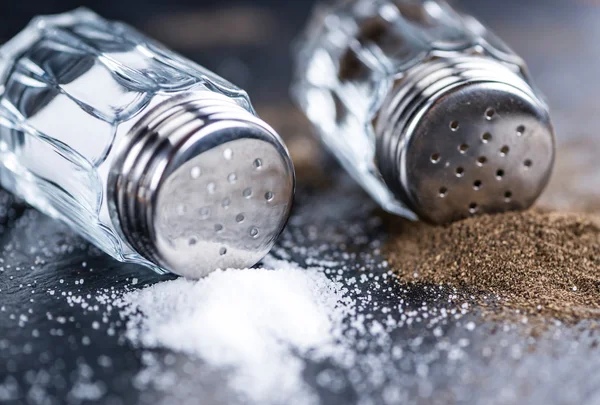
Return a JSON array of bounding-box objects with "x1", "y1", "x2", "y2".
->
[{"x1": 0, "y1": 9, "x2": 253, "y2": 272}]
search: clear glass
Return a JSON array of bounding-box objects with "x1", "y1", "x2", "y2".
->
[
  {"x1": 292, "y1": 0, "x2": 524, "y2": 217},
  {"x1": 0, "y1": 8, "x2": 255, "y2": 272}
]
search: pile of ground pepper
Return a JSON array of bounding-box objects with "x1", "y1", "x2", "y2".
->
[{"x1": 385, "y1": 209, "x2": 600, "y2": 324}]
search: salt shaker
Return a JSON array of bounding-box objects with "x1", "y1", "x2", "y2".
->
[
  {"x1": 293, "y1": 0, "x2": 555, "y2": 224},
  {"x1": 0, "y1": 9, "x2": 295, "y2": 278}
]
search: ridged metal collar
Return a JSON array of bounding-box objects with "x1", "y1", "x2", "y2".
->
[{"x1": 108, "y1": 92, "x2": 295, "y2": 278}]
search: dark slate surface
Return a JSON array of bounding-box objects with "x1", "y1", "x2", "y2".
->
[{"x1": 1, "y1": 1, "x2": 600, "y2": 404}]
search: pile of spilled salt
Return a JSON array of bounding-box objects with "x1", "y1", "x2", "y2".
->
[{"x1": 116, "y1": 258, "x2": 354, "y2": 404}]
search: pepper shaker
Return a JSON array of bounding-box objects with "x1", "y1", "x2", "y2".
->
[
  {"x1": 293, "y1": 0, "x2": 555, "y2": 224},
  {"x1": 0, "y1": 9, "x2": 295, "y2": 278}
]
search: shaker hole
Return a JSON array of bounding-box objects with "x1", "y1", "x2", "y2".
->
[
  {"x1": 250, "y1": 227, "x2": 259, "y2": 238},
  {"x1": 500, "y1": 145, "x2": 509, "y2": 156},
  {"x1": 214, "y1": 224, "x2": 223, "y2": 232},
  {"x1": 199, "y1": 207, "x2": 211, "y2": 219},
  {"x1": 455, "y1": 167, "x2": 465, "y2": 177},
  {"x1": 505, "y1": 191, "x2": 513, "y2": 202},
  {"x1": 236, "y1": 213, "x2": 245, "y2": 223},
  {"x1": 496, "y1": 169, "x2": 505, "y2": 179},
  {"x1": 222, "y1": 197, "x2": 231, "y2": 208},
  {"x1": 219, "y1": 247, "x2": 227, "y2": 255},
  {"x1": 430, "y1": 153, "x2": 441, "y2": 163},
  {"x1": 188, "y1": 237, "x2": 198, "y2": 246},
  {"x1": 517, "y1": 125, "x2": 525, "y2": 136},
  {"x1": 482, "y1": 132, "x2": 492, "y2": 143},
  {"x1": 477, "y1": 156, "x2": 487, "y2": 166},
  {"x1": 243, "y1": 188, "x2": 253, "y2": 198},
  {"x1": 190, "y1": 167, "x2": 201, "y2": 179},
  {"x1": 473, "y1": 180, "x2": 482, "y2": 190},
  {"x1": 485, "y1": 108, "x2": 495, "y2": 120},
  {"x1": 223, "y1": 148, "x2": 233, "y2": 160},
  {"x1": 228, "y1": 173, "x2": 237, "y2": 184},
  {"x1": 469, "y1": 203, "x2": 478, "y2": 214},
  {"x1": 253, "y1": 158, "x2": 263, "y2": 169},
  {"x1": 265, "y1": 191, "x2": 274, "y2": 202},
  {"x1": 458, "y1": 144, "x2": 469, "y2": 153},
  {"x1": 439, "y1": 187, "x2": 448, "y2": 198},
  {"x1": 450, "y1": 120, "x2": 459, "y2": 131},
  {"x1": 524, "y1": 159, "x2": 533, "y2": 168},
  {"x1": 207, "y1": 182, "x2": 216, "y2": 194}
]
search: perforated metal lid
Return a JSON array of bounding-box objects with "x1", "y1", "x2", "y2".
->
[
  {"x1": 375, "y1": 56, "x2": 555, "y2": 224},
  {"x1": 110, "y1": 93, "x2": 295, "y2": 278},
  {"x1": 402, "y1": 81, "x2": 554, "y2": 224}
]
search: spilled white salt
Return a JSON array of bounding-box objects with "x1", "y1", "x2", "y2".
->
[
  {"x1": 49, "y1": 249, "x2": 483, "y2": 405},
  {"x1": 117, "y1": 259, "x2": 354, "y2": 404}
]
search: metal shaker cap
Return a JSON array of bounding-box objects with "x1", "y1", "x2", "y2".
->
[
  {"x1": 376, "y1": 56, "x2": 555, "y2": 224},
  {"x1": 109, "y1": 93, "x2": 295, "y2": 278}
]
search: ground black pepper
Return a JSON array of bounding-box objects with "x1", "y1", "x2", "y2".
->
[{"x1": 385, "y1": 209, "x2": 600, "y2": 324}]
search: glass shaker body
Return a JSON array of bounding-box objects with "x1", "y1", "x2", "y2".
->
[
  {"x1": 0, "y1": 9, "x2": 294, "y2": 277},
  {"x1": 293, "y1": 0, "x2": 554, "y2": 224}
]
